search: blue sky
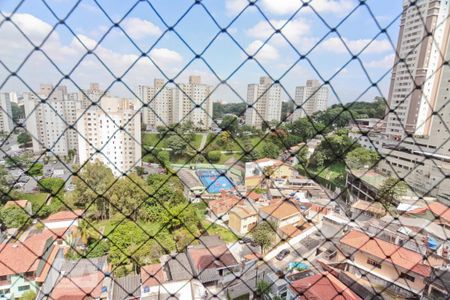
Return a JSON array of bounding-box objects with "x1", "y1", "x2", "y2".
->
[{"x1": 0, "y1": 0, "x2": 402, "y2": 104}]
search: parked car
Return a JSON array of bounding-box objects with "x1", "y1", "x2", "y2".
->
[
  {"x1": 276, "y1": 249, "x2": 290, "y2": 261},
  {"x1": 239, "y1": 237, "x2": 253, "y2": 244}
]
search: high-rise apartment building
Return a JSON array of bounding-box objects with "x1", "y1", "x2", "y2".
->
[
  {"x1": 378, "y1": 0, "x2": 450, "y2": 203},
  {"x1": 78, "y1": 82, "x2": 109, "y2": 109},
  {"x1": 24, "y1": 85, "x2": 81, "y2": 156},
  {"x1": 291, "y1": 80, "x2": 328, "y2": 121},
  {"x1": 245, "y1": 76, "x2": 282, "y2": 128},
  {"x1": 139, "y1": 79, "x2": 173, "y2": 129},
  {"x1": 385, "y1": 0, "x2": 450, "y2": 139},
  {"x1": 77, "y1": 97, "x2": 141, "y2": 176},
  {"x1": 0, "y1": 92, "x2": 14, "y2": 135},
  {"x1": 139, "y1": 76, "x2": 212, "y2": 130}
]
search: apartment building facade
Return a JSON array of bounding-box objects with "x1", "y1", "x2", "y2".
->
[
  {"x1": 291, "y1": 79, "x2": 328, "y2": 121},
  {"x1": 378, "y1": 0, "x2": 450, "y2": 203},
  {"x1": 245, "y1": 76, "x2": 282, "y2": 128},
  {"x1": 76, "y1": 96, "x2": 141, "y2": 176},
  {"x1": 139, "y1": 76, "x2": 213, "y2": 130},
  {"x1": 23, "y1": 85, "x2": 81, "y2": 156},
  {"x1": 0, "y1": 92, "x2": 14, "y2": 135}
]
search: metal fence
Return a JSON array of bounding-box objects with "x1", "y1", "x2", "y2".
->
[{"x1": 0, "y1": 0, "x2": 449, "y2": 300}]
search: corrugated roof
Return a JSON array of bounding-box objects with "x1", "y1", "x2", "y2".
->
[{"x1": 112, "y1": 273, "x2": 141, "y2": 300}]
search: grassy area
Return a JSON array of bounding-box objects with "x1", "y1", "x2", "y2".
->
[
  {"x1": 202, "y1": 220, "x2": 238, "y2": 243},
  {"x1": 307, "y1": 162, "x2": 346, "y2": 187},
  {"x1": 13, "y1": 192, "x2": 49, "y2": 206}
]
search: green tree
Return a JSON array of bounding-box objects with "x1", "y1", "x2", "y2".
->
[
  {"x1": 11, "y1": 102, "x2": 24, "y2": 122},
  {"x1": 309, "y1": 131, "x2": 356, "y2": 168},
  {"x1": 17, "y1": 132, "x2": 31, "y2": 146},
  {"x1": 107, "y1": 173, "x2": 149, "y2": 221},
  {"x1": 258, "y1": 142, "x2": 280, "y2": 159},
  {"x1": 345, "y1": 147, "x2": 380, "y2": 170},
  {"x1": 288, "y1": 117, "x2": 323, "y2": 142},
  {"x1": 6, "y1": 153, "x2": 32, "y2": 169},
  {"x1": 20, "y1": 290, "x2": 36, "y2": 300},
  {"x1": 71, "y1": 161, "x2": 114, "y2": 219},
  {"x1": 220, "y1": 115, "x2": 239, "y2": 134},
  {"x1": 38, "y1": 177, "x2": 65, "y2": 194},
  {"x1": 378, "y1": 177, "x2": 407, "y2": 208},
  {"x1": 166, "y1": 135, "x2": 187, "y2": 156},
  {"x1": 255, "y1": 280, "x2": 271, "y2": 299},
  {"x1": 251, "y1": 221, "x2": 275, "y2": 253},
  {"x1": 207, "y1": 150, "x2": 221, "y2": 163},
  {"x1": 0, "y1": 206, "x2": 30, "y2": 228},
  {"x1": 295, "y1": 147, "x2": 309, "y2": 166},
  {"x1": 26, "y1": 163, "x2": 43, "y2": 177}
]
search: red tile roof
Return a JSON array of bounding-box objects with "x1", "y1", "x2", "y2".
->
[
  {"x1": 247, "y1": 191, "x2": 264, "y2": 201},
  {"x1": 289, "y1": 272, "x2": 361, "y2": 300},
  {"x1": 428, "y1": 202, "x2": 450, "y2": 224},
  {"x1": 188, "y1": 244, "x2": 238, "y2": 271},
  {"x1": 259, "y1": 201, "x2": 300, "y2": 220},
  {"x1": 340, "y1": 230, "x2": 431, "y2": 277},
  {"x1": 0, "y1": 230, "x2": 55, "y2": 277},
  {"x1": 5, "y1": 200, "x2": 30, "y2": 209},
  {"x1": 208, "y1": 194, "x2": 242, "y2": 216},
  {"x1": 50, "y1": 270, "x2": 105, "y2": 300},
  {"x1": 141, "y1": 264, "x2": 167, "y2": 287},
  {"x1": 309, "y1": 204, "x2": 332, "y2": 215},
  {"x1": 44, "y1": 209, "x2": 83, "y2": 222}
]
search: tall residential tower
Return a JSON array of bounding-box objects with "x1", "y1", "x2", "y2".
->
[
  {"x1": 245, "y1": 76, "x2": 282, "y2": 128},
  {"x1": 292, "y1": 80, "x2": 328, "y2": 121},
  {"x1": 139, "y1": 76, "x2": 213, "y2": 130},
  {"x1": 378, "y1": 0, "x2": 450, "y2": 203}
]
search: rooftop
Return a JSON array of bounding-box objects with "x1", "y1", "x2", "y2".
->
[
  {"x1": 289, "y1": 272, "x2": 361, "y2": 300},
  {"x1": 351, "y1": 199, "x2": 386, "y2": 215},
  {"x1": 187, "y1": 244, "x2": 238, "y2": 272},
  {"x1": 112, "y1": 273, "x2": 141, "y2": 300},
  {"x1": 259, "y1": 200, "x2": 300, "y2": 220},
  {"x1": 340, "y1": 230, "x2": 431, "y2": 277},
  {"x1": 0, "y1": 230, "x2": 55, "y2": 277},
  {"x1": 229, "y1": 205, "x2": 257, "y2": 219},
  {"x1": 44, "y1": 209, "x2": 83, "y2": 222},
  {"x1": 141, "y1": 264, "x2": 167, "y2": 288},
  {"x1": 5, "y1": 199, "x2": 30, "y2": 209}
]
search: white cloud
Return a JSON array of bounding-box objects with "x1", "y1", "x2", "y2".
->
[
  {"x1": 319, "y1": 37, "x2": 392, "y2": 54},
  {"x1": 247, "y1": 19, "x2": 310, "y2": 44},
  {"x1": 150, "y1": 48, "x2": 183, "y2": 65},
  {"x1": 0, "y1": 13, "x2": 182, "y2": 93},
  {"x1": 122, "y1": 17, "x2": 161, "y2": 39},
  {"x1": 261, "y1": 0, "x2": 355, "y2": 15},
  {"x1": 245, "y1": 40, "x2": 279, "y2": 61},
  {"x1": 225, "y1": 0, "x2": 249, "y2": 15},
  {"x1": 366, "y1": 54, "x2": 395, "y2": 69}
]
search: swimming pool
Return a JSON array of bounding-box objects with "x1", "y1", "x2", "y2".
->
[{"x1": 196, "y1": 169, "x2": 236, "y2": 193}]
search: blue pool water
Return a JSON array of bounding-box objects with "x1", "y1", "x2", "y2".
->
[{"x1": 196, "y1": 169, "x2": 235, "y2": 193}]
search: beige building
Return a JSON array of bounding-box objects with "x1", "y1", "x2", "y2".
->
[
  {"x1": 228, "y1": 205, "x2": 257, "y2": 235},
  {"x1": 77, "y1": 96, "x2": 141, "y2": 176},
  {"x1": 0, "y1": 92, "x2": 14, "y2": 135},
  {"x1": 378, "y1": 0, "x2": 450, "y2": 204},
  {"x1": 291, "y1": 79, "x2": 328, "y2": 121},
  {"x1": 139, "y1": 76, "x2": 213, "y2": 130},
  {"x1": 24, "y1": 84, "x2": 81, "y2": 156},
  {"x1": 339, "y1": 230, "x2": 432, "y2": 296},
  {"x1": 245, "y1": 76, "x2": 282, "y2": 128}
]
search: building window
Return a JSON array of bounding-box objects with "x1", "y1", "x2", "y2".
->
[
  {"x1": 399, "y1": 272, "x2": 415, "y2": 282},
  {"x1": 367, "y1": 258, "x2": 382, "y2": 269},
  {"x1": 0, "y1": 275, "x2": 7, "y2": 282},
  {"x1": 18, "y1": 285, "x2": 30, "y2": 292}
]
